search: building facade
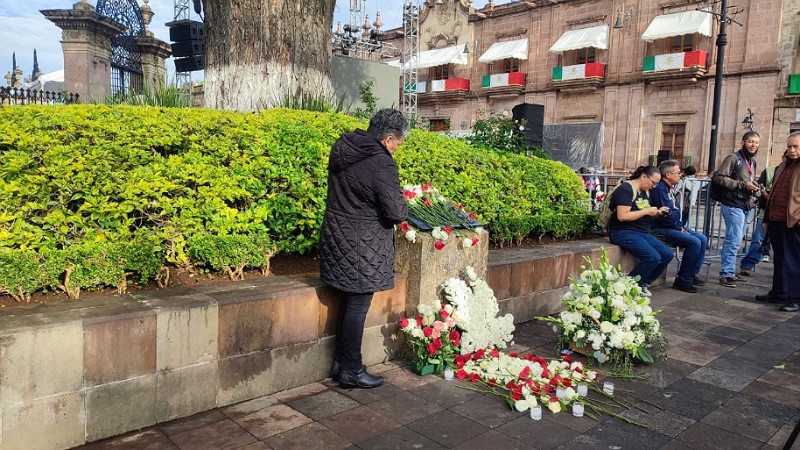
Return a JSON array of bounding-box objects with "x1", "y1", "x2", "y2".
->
[{"x1": 380, "y1": 0, "x2": 800, "y2": 174}]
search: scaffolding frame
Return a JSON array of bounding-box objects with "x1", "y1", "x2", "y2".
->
[{"x1": 402, "y1": 1, "x2": 419, "y2": 122}]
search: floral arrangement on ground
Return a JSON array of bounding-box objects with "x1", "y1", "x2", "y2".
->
[
  {"x1": 399, "y1": 266, "x2": 514, "y2": 374},
  {"x1": 399, "y1": 183, "x2": 484, "y2": 250},
  {"x1": 537, "y1": 247, "x2": 666, "y2": 375}
]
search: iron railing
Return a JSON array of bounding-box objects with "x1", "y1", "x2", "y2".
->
[{"x1": 0, "y1": 87, "x2": 79, "y2": 105}]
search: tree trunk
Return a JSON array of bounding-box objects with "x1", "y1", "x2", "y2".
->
[{"x1": 204, "y1": 0, "x2": 336, "y2": 111}]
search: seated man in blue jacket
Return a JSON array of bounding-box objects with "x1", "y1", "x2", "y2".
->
[{"x1": 650, "y1": 160, "x2": 708, "y2": 293}]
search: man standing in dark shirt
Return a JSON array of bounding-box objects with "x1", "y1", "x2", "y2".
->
[
  {"x1": 651, "y1": 160, "x2": 708, "y2": 293},
  {"x1": 765, "y1": 132, "x2": 800, "y2": 312}
]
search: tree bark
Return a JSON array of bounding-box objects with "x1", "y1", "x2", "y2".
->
[{"x1": 204, "y1": 0, "x2": 336, "y2": 111}]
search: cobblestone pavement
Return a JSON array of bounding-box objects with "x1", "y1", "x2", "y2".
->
[{"x1": 80, "y1": 258, "x2": 800, "y2": 450}]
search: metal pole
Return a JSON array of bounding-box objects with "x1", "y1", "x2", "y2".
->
[{"x1": 704, "y1": 0, "x2": 728, "y2": 237}]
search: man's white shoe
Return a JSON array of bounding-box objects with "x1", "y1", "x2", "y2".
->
[{"x1": 641, "y1": 286, "x2": 652, "y2": 297}]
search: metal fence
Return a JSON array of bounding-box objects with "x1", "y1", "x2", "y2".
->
[
  {"x1": 581, "y1": 174, "x2": 760, "y2": 258},
  {"x1": 0, "y1": 87, "x2": 79, "y2": 105}
]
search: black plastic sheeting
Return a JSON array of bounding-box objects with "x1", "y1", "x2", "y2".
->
[{"x1": 543, "y1": 123, "x2": 604, "y2": 170}]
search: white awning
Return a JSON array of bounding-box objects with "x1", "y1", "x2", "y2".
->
[
  {"x1": 478, "y1": 38, "x2": 529, "y2": 63},
  {"x1": 548, "y1": 25, "x2": 609, "y2": 53},
  {"x1": 641, "y1": 10, "x2": 713, "y2": 42},
  {"x1": 386, "y1": 60, "x2": 402, "y2": 67},
  {"x1": 404, "y1": 45, "x2": 468, "y2": 70}
]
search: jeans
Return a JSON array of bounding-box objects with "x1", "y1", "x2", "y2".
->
[
  {"x1": 767, "y1": 221, "x2": 798, "y2": 302},
  {"x1": 720, "y1": 205, "x2": 752, "y2": 278},
  {"x1": 741, "y1": 217, "x2": 766, "y2": 270},
  {"x1": 609, "y1": 229, "x2": 673, "y2": 285},
  {"x1": 654, "y1": 227, "x2": 708, "y2": 284},
  {"x1": 333, "y1": 289, "x2": 374, "y2": 371}
]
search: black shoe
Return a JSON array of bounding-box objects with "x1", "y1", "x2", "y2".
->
[
  {"x1": 339, "y1": 367, "x2": 384, "y2": 389},
  {"x1": 692, "y1": 276, "x2": 706, "y2": 286},
  {"x1": 780, "y1": 302, "x2": 799, "y2": 312},
  {"x1": 331, "y1": 361, "x2": 341, "y2": 380},
  {"x1": 719, "y1": 277, "x2": 737, "y2": 288},
  {"x1": 739, "y1": 268, "x2": 752, "y2": 277},
  {"x1": 755, "y1": 292, "x2": 784, "y2": 303},
  {"x1": 673, "y1": 279, "x2": 698, "y2": 293},
  {"x1": 732, "y1": 274, "x2": 748, "y2": 283}
]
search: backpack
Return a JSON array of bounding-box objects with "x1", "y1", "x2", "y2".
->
[
  {"x1": 709, "y1": 153, "x2": 744, "y2": 203},
  {"x1": 596, "y1": 181, "x2": 628, "y2": 230}
]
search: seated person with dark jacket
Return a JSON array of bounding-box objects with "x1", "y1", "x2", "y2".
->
[{"x1": 650, "y1": 160, "x2": 708, "y2": 293}]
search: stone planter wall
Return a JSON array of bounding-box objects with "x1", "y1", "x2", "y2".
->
[{"x1": 0, "y1": 237, "x2": 658, "y2": 448}]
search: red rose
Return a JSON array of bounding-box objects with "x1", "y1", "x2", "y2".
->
[
  {"x1": 524, "y1": 354, "x2": 534, "y2": 361},
  {"x1": 575, "y1": 367, "x2": 583, "y2": 373},
  {"x1": 509, "y1": 352, "x2": 518, "y2": 358},
  {"x1": 449, "y1": 330, "x2": 460, "y2": 340},
  {"x1": 549, "y1": 397, "x2": 559, "y2": 403},
  {"x1": 534, "y1": 357, "x2": 547, "y2": 366},
  {"x1": 440, "y1": 310, "x2": 450, "y2": 319},
  {"x1": 549, "y1": 375, "x2": 561, "y2": 386},
  {"x1": 423, "y1": 327, "x2": 433, "y2": 337},
  {"x1": 541, "y1": 369, "x2": 550, "y2": 379},
  {"x1": 453, "y1": 338, "x2": 460, "y2": 346},
  {"x1": 469, "y1": 212, "x2": 477, "y2": 220},
  {"x1": 490, "y1": 349, "x2": 500, "y2": 359},
  {"x1": 519, "y1": 366, "x2": 531, "y2": 380},
  {"x1": 444, "y1": 226, "x2": 452, "y2": 234},
  {"x1": 471, "y1": 237, "x2": 480, "y2": 246},
  {"x1": 457, "y1": 369, "x2": 468, "y2": 379},
  {"x1": 422, "y1": 183, "x2": 433, "y2": 192},
  {"x1": 424, "y1": 198, "x2": 432, "y2": 207},
  {"x1": 400, "y1": 222, "x2": 410, "y2": 232},
  {"x1": 562, "y1": 378, "x2": 572, "y2": 388},
  {"x1": 433, "y1": 338, "x2": 443, "y2": 349},
  {"x1": 464, "y1": 353, "x2": 472, "y2": 362},
  {"x1": 415, "y1": 316, "x2": 423, "y2": 326},
  {"x1": 403, "y1": 190, "x2": 416, "y2": 200},
  {"x1": 563, "y1": 355, "x2": 572, "y2": 363},
  {"x1": 427, "y1": 343, "x2": 437, "y2": 356},
  {"x1": 506, "y1": 381, "x2": 516, "y2": 390},
  {"x1": 469, "y1": 373, "x2": 480, "y2": 383},
  {"x1": 434, "y1": 240, "x2": 445, "y2": 250},
  {"x1": 473, "y1": 349, "x2": 484, "y2": 360},
  {"x1": 488, "y1": 378, "x2": 497, "y2": 387},
  {"x1": 511, "y1": 391, "x2": 522, "y2": 401},
  {"x1": 399, "y1": 317, "x2": 409, "y2": 328},
  {"x1": 455, "y1": 355, "x2": 465, "y2": 368},
  {"x1": 543, "y1": 385, "x2": 554, "y2": 394}
]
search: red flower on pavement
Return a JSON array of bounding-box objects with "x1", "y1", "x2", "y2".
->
[
  {"x1": 457, "y1": 369, "x2": 468, "y2": 379},
  {"x1": 399, "y1": 317, "x2": 409, "y2": 328},
  {"x1": 562, "y1": 378, "x2": 572, "y2": 388},
  {"x1": 474, "y1": 349, "x2": 485, "y2": 360},
  {"x1": 469, "y1": 373, "x2": 480, "y2": 383},
  {"x1": 488, "y1": 378, "x2": 497, "y2": 387},
  {"x1": 506, "y1": 381, "x2": 517, "y2": 390},
  {"x1": 563, "y1": 355, "x2": 572, "y2": 363},
  {"x1": 519, "y1": 366, "x2": 531, "y2": 380},
  {"x1": 443, "y1": 226, "x2": 452, "y2": 234},
  {"x1": 490, "y1": 349, "x2": 500, "y2": 359},
  {"x1": 423, "y1": 327, "x2": 433, "y2": 337},
  {"x1": 464, "y1": 353, "x2": 472, "y2": 362},
  {"x1": 511, "y1": 391, "x2": 522, "y2": 401},
  {"x1": 549, "y1": 397, "x2": 559, "y2": 403},
  {"x1": 509, "y1": 352, "x2": 518, "y2": 358},
  {"x1": 399, "y1": 221, "x2": 410, "y2": 232},
  {"x1": 455, "y1": 355, "x2": 465, "y2": 369},
  {"x1": 524, "y1": 354, "x2": 534, "y2": 361},
  {"x1": 434, "y1": 241, "x2": 445, "y2": 250}
]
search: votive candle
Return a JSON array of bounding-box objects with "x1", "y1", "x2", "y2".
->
[
  {"x1": 577, "y1": 383, "x2": 588, "y2": 397},
  {"x1": 556, "y1": 387, "x2": 566, "y2": 399},
  {"x1": 443, "y1": 367, "x2": 454, "y2": 381},
  {"x1": 572, "y1": 402, "x2": 585, "y2": 417},
  {"x1": 530, "y1": 405, "x2": 542, "y2": 420},
  {"x1": 603, "y1": 381, "x2": 614, "y2": 396}
]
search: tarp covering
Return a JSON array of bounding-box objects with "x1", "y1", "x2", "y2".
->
[
  {"x1": 21, "y1": 69, "x2": 64, "y2": 92},
  {"x1": 549, "y1": 25, "x2": 609, "y2": 53},
  {"x1": 641, "y1": 10, "x2": 713, "y2": 42},
  {"x1": 543, "y1": 123, "x2": 604, "y2": 170},
  {"x1": 404, "y1": 45, "x2": 468, "y2": 70},
  {"x1": 478, "y1": 38, "x2": 529, "y2": 63}
]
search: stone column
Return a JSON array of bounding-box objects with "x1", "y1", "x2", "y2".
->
[
  {"x1": 136, "y1": 0, "x2": 172, "y2": 90},
  {"x1": 41, "y1": 2, "x2": 126, "y2": 102}
]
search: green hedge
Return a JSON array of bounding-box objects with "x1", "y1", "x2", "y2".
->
[{"x1": 0, "y1": 105, "x2": 590, "y2": 299}]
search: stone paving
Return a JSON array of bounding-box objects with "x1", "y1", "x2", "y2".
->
[{"x1": 79, "y1": 258, "x2": 800, "y2": 450}]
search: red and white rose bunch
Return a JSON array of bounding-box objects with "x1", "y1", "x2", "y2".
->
[
  {"x1": 399, "y1": 302, "x2": 462, "y2": 374},
  {"x1": 399, "y1": 183, "x2": 482, "y2": 250}
]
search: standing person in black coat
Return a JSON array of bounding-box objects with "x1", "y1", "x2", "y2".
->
[{"x1": 320, "y1": 109, "x2": 409, "y2": 389}]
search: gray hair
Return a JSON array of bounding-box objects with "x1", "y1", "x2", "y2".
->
[
  {"x1": 367, "y1": 109, "x2": 409, "y2": 142},
  {"x1": 788, "y1": 131, "x2": 800, "y2": 142},
  {"x1": 658, "y1": 159, "x2": 680, "y2": 177}
]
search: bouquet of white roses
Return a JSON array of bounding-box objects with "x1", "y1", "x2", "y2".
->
[{"x1": 538, "y1": 247, "x2": 666, "y2": 375}]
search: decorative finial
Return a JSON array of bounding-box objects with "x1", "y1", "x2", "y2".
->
[
  {"x1": 335, "y1": 21, "x2": 344, "y2": 36},
  {"x1": 140, "y1": 0, "x2": 154, "y2": 36},
  {"x1": 363, "y1": 13, "x2": 371, "y2": 31},
  {"x1": 4, "y1": 72, "x2": 12, "y2": 87},
  {"x1": 373, "y1": 11, "x2": 383, "y2": 31}
]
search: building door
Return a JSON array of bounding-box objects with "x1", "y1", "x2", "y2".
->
[{"x1": 661, "y1": 123, "x2": 687, "y2": 166}]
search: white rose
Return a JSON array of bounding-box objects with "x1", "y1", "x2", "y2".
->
[
  {"x1": 575, "y1": 330, "x2": 586, "y2": 340},
  {"x1": 514, "y1": 400, "x2": 530, "y2": 412},
  {"x1": 462, "y1": 237, "x2": 473, "y2": 248},
  {"x1": 404, "y1": 229, "x2": 416, "y2": 243},
  {"x1": 600, "y1": 321, "x2": 614, "y2": 333},
  {"x1": 547, "y1": 400, "x2": 562, "y2": 413}
]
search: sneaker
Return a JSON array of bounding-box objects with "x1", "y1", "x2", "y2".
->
[
  {"x1": 640, "y1": 286, "x2": 652, "y2": 297},
  {"x1": 672, "y1": 279, "x2": 698, "y2": 293},
  {"x1": 692, "y1": 276, "x2": 706, "y2": 286},
  {"x1": 780, "y1": 302, "x2": 799, "y2": 312},
  {"x1": 739, "y1": 268, "x2": 752, "y2": 277},
  {"x1": 732, "y1": 274, "x2": 748, "y2": 283},
  {"x1": 719, "y1": 277, "x2": 737, "y2": 288},
  {"x1": 761, "y1": 255, "x2": 770, "y2": 263},
  {"x1": 756, "y1": 292, "x2": 784, "y2": 303}
]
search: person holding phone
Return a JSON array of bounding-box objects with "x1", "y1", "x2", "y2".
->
[
  {"x1": 607, "y1": 165, "x2": 674, "y2": 296},
  {"x1": 650, "y1": 160, "x2": 708, "y2": 293}
]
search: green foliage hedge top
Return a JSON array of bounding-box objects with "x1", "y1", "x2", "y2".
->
[{"x1": 0, "y1": 105, "x2": 589, "y2": 299}]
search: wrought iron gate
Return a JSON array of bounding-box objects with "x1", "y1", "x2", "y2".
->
[{"x1": 97, "y1": 0, "x2": 145, "y2": 96}]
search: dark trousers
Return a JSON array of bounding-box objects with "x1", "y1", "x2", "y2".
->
[
  {"x1": 767, "y1": 221, "x2": 800, "y2": 302},
  {"x1": 608, "y1": 229, "x2": 673, "y2": 285},
  {"x1": 333, "y1": 289, "x2": 374, "y2": 371},
  {"x1": 653, "y1": 227, "x2": 707, "y2": 284}
]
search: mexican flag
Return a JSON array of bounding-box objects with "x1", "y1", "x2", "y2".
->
[
  {"x1": 403, "y1": 82, "x2": 426, "y2": 93},
  {"x1": 643, "y1": 52, "x2": 692, "y2": 72},
  {"x1": 553, "y1": 64, "x2": 589, "y2": 81},
  {"x1": 482, "y1": 73, "x2": 511, "y2": 87}
]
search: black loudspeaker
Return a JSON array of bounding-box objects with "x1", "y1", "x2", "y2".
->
[
  {"x1": 174, "y1": 56, "x2": 205, "y2": 72},
  {"x1": 512, "y1": 103, "x2": 545, "y2": 148},
  {"x1": 656, "y1": 150, "x2": 672, "y2": 166},
  {"x1": 169, "y1": 20, "x2": 204, "y2": 42},
  {"x1": 171, "y1": 40, "x2": 205, "y2": 58}
]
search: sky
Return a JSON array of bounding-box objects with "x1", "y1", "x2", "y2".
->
[{"x1": 0, "y1": 0, "x2": 508, "y2": 83}]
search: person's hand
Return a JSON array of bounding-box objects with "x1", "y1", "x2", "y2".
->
[
  {"x1": 681, "y1": 227, "x2": 690, "y2": 235},
  {"x1": 745, "y1": 181, "x2": 759, "y2": 191},
  {"x1": 761, "y1": 188, "x2": 769, "y2": 200},
  {"x1": 646, "y1": 207, "x2": 661, "y2": 217},
  {"x1": 658, "y1": 206, "x2": 670, "y2": 216}
]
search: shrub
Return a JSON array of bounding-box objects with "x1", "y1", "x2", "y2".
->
[{"x1": 0, "y1": 105, "x2": 589, "y2": 298}]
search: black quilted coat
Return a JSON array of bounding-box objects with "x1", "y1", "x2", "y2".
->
[{"x1": 319, "y1": 130, "x2": 407, "y2": 293}]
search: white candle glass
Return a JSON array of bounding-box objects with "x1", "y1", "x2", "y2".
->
[
  {"x1": 443, "y1": 367, "x2": 454, "y2": 381},
  {"x1": 530, "y1": 405, "x2": 542, "y2": 420},
  {"x1": 556, "y1": 387, "x2": 566, "y2": 399},
  {"x1": 572, "y1": 402, "x2": 585, "y2": 417},
  {"x1": 603, "y1": 381, "x2": 614, "y2": 396},
  {"x1": 577, "y1": 383, "x2": 588, "y2": 397}
]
